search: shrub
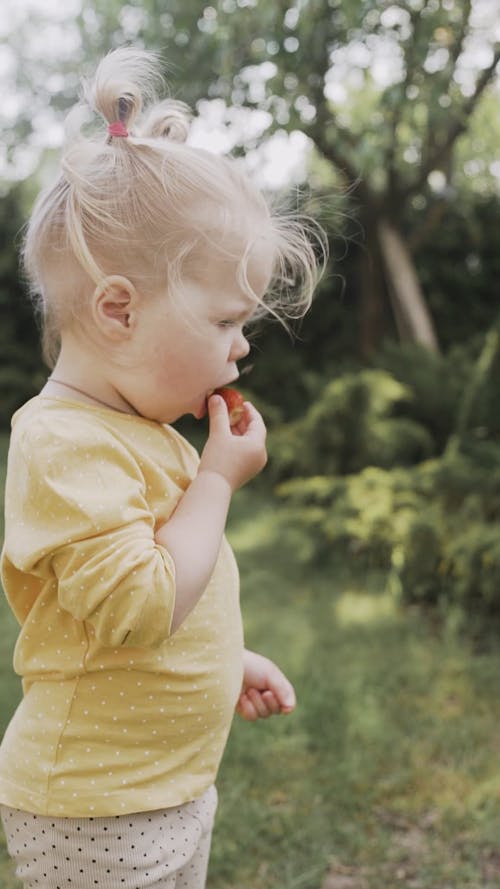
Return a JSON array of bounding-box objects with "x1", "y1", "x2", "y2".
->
[
  {"x1": 276, "y1": 452, "x2": 500, "y2": 625},
  {"x1": 374, "y1": 342, "x2": 471, "y2": 451},
  {"x1": 269, "y1": 369, "x2": 435, "y2": 480}
]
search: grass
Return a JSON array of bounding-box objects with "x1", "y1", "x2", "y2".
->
[{"x1": 1, "y1": 457, "x2": 500, "y2": 887}]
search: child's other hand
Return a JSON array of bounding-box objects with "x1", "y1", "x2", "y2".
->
[
  {"x1": 199, "y1": 394, "x2": 267, "y2": 492},
  {"x1": 236, "y1": 649, "x2": 296, "y2": 721}
]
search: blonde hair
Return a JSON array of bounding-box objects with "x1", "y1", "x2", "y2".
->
[{"x1": 23, "y1": 47, "x2": 327, "y2": 366}]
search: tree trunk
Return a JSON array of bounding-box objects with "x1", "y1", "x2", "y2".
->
[
  {"x1": 358, "y1": 221, "x2": 389, "y2": 358},
  {"x1": 377, "y1": 219, "x2": 440, "y2": 353}
]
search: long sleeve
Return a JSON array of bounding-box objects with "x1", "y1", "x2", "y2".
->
[{"x1": 3, "y1": 416, "x2": 177, "y2": 648}]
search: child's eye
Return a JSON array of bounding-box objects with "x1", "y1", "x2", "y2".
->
[{"x1": 217, "y1": 320, "x2": 236, "y2": 329}]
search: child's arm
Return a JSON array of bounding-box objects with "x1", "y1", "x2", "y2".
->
[
  {"x1": 236, "y1": 649, "x2": 296, "y2": 720},
  {"x1": 155, "y1": 394, "x2": 267, "y2": 633}
]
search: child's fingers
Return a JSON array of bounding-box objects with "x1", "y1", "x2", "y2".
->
[
  {"x1": 208, "y1": 397, "x2": 265, "y2": 445},
  {"x1": 266, "y1": 668, "x2": 296, "y2": 713},
  {"x1": 261, "y1": 690, "x2": 283, "y2": 715},
  {"x1": 237, "y1": 690, "x2": 271, "y2": 721},
  {"x1": 207, "y1": 394, "x2": 231, "y2": 433},
  {"x1": 236, "y1": 692, "x2": 259, "y2": 721},
  {"x1": 249, "y1": 687, "x2": 288, "y2": 717},
  {"x1": 230, "y1": 410, "x2": 249, "y2": 437},
  {"x1": 237, "y1": 688, "x2": 292, "y2": 720},
  {"x1": 246, "y1": 687, "x2": 272, "y2": 718},
  {"x1": 242, "y1": 402, "x2": 266, "y2": 437}
]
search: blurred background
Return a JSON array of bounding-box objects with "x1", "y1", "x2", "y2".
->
[{"x1": 1, "y1": 2, "x2": 500, "y2": 887}]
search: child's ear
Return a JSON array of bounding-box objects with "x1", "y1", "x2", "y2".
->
[{"x1": 92, "y1": 276, "x2": 140, "y2": 339}]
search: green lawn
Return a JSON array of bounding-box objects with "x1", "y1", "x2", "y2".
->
[{"x1": 1, "y1": 455, "x2": 500, "y2": 888}]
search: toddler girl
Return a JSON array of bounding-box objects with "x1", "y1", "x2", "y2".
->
[{"x1": 0, "y1": 48, "x2": 323, "y2": 889}]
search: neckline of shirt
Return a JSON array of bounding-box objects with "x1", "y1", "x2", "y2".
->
[{"x1": 33, "y1": 394, "x2": 166, "y2": 428}]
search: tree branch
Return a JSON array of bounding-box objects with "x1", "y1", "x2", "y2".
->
[
  {"x1": 294, "y1": 2, "x2": 374, "y2": 204},
  {"x1": 404, "y1": 46, "x2": 500, "y2": 198},
  {"x1": 386, "y1": 7, "x2": 425, "y2": 197},
  {"x1": 308, "y1": 107, "x2": 373, "y2": 205},
  {"x1": 408, "y1": 196, "x2": 450, "y2": 253},
  {"x1": 418, "y1": 2, "x2": 472, "y2": 172},
  {"x1": 448, "y1": 0, "x2": 472, "y2": 70}
]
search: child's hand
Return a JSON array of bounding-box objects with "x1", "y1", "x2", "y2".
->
[
  {"x1": 199, "y1": 394, "x2": 267, "y2": 492},
  {"x1": 236, "y1": 649, "x2": 296, "y2": 721}
]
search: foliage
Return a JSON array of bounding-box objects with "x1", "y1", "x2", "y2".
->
[
  {"x1": 268, "y1": 368, "x2": 435, "y2": 479},
  {"x1": 10, "y1": 0, "x2": 499, "y2": 203},
  {"x1": 3, "y1": 0, "x2": 499, "y2": 357},
  {"x1": 0, "y1": 1, "x2": 499, "y2": 412},
  {"x1": 276, "y1": 451, "x2": 500, "y2": 626},
  {"x1": 454, "y1": 87, "x2": 500, "y2": 197},
  {"x1": 244, "y1": 191, "x2": 500, "y2": 421},
  {"x1": 373, "y1": 339, "x2": 495, "y2": 452},
  {"x1": 0, "y1": 185, "x2": 45, "y2": 429},
  {"x1": 71, "y1": 0, "x2": 499, "y2": 351},
  {"x1": 267, "y1": 328, "x2": 500, "y2": 469},
  {"x1": 412, "y1": 195, "x2": 500, "y2": 351},
  {"x1": 267, "y1": 329, "x2": 500, "y2": 627}
]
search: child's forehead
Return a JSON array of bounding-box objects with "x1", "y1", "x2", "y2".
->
[
  {"x1": 190, "y1": 236, "x2": 275, "y2": 294},
  {"x1": 244, "y1": 238, "x2": 275, "y2": 290}
]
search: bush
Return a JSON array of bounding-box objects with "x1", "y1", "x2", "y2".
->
[
  {"x1": 268, "y1": 368, "x2": 435, "y2": 480},
  {"x1": 376, "y1": 337, "x2": 500, "y2": 447},
  {"x1": 0, "y1": 341, "x2": 46, "y2": 428},
  {"x1": 0, "y1": 183, "x2": 44, "y2": 429},
  {"x1": 276, "y1": 452, "x2": 500, "y2": 625},
  {"x1": 268, "y1": 339, "x2": 500, "y2": 485},
  {"x1": 374, "y1": 342, "x2": 471, "y2": 451}
]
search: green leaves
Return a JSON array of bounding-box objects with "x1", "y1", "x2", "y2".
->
[
  {"x1": 0, "y1": 185, "x2": 45, "y2": 427},
  {"x1": 269, "y1": 368, "x2": 435, "y2": 479}
]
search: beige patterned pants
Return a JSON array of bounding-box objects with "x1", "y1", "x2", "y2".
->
[{"x1": 1, "y1": 785, "x2": 217, "y2": 889}]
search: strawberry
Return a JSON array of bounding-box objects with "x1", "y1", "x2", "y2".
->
[{"x1": 214, "y1": 387, "x2": 245, "y2": 426}]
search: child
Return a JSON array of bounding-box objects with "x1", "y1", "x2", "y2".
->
[{"x1": 0, "y1": 48, "x2": 323, "y2": 889}]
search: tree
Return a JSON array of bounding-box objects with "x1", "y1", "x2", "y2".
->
[
  {"x1": 71, "y1": 0, "x2": 499, "y2": 354},
  {"x1": 3, "y1": 0, "x2": 500, "y2": 356}
]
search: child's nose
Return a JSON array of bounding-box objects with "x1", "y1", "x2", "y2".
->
[{"x1": 230, "y1": 330, "x2": 250, "y2": 362}]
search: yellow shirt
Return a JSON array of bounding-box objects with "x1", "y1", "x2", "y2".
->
[{"x1": 0, "y1": 396, "x2": 244, "y2": 817}]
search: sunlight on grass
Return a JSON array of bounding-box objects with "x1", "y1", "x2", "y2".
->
[
  {"x1": 2, "y1": 475, "x2": 500, "y2": 887},
  {"x1": 226, "y1": 500, "x2": 278, "y2": 552},
  {"x1": 335, "y1": 589, "x2": 398, "y2": 625}
]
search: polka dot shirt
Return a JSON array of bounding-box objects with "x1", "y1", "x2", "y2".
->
[{"x1": 0, "y1": 398, "x2": 244, "y2": 817}]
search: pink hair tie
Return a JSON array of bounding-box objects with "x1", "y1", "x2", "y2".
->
[{"x1": 108, "y1": 121, "x2": 129, "y2": 138}]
